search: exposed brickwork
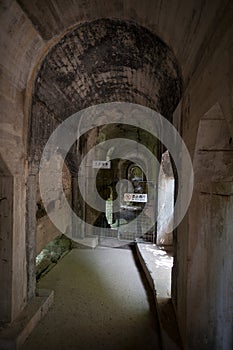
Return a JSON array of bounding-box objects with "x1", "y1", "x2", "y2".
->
[{"x1": 30, "y1": 19, "x2": 182, "y2": 165}]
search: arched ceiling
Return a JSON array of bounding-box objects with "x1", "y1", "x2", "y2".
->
[
  {"x1": 32, "y1": 19, "x2": 182, "y2": 121},
  {"x1": 30, "y1": 18, "x2": 182, "y2": 164},
  {"x1": 17, "y1": 0, "x2": 226, "y2": 86},
  {"x1": 0, "y1": 0, "x2": 228, "y2": 175}
]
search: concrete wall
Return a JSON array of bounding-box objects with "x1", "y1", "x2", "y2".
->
[
  {"x1": 36, "y1": 162, "x2": 72, "y2": 255},
  {"x1": 0, "y1": 2, "x2": 232, "y2": 349},
  {"x1": 0, "y1": 0, "x2": 44, "y2": 322},
  {"x1": 0, "y1": 166, "x2": 14, "y2": 324},
  {"x1": 186, "y1": 184, "x2": 233, "y2": 349},
  {"x1": 172, "y1": 5, "x2": 233, "y2": 346}
]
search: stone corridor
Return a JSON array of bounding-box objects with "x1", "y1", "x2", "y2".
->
[
  {"x1": 20, "y1": 246, "x2": 161, "y2": 350},
  {"x1": 1, "y1": 1, "x2": 233, "y2": 349}
]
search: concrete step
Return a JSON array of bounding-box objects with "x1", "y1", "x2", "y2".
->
[
  {"x1": 136, "y1": 243, "x2": 182, "y2": 350},
  {"x1": 0, "y1": 289, "x2": 53, "y2": 350}
]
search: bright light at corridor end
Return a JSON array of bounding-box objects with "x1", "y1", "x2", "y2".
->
[{"x1": 39, "y1": 102, "x2": 194, "y2": 240}]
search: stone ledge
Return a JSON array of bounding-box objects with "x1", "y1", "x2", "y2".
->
[
  {"x1": 0, "y1": 289, "x2": 54, "y2": 350},
  {"x1": 136, "y1": 243, "x2": 182, "y2": 350},
  {"x1": 72, "y1": 236, "x2": 99, "y2": 249}
]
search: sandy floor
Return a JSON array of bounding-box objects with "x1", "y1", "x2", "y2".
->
[{"x1": 20, "y1": 246, "x2": 161, "y2": 350}]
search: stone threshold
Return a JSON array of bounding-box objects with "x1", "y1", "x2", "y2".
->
[
  {"x1": 71, "y1": 235, "x2": 98, "y2": 249},
  {"x1": 136, "y1": 242, "x2": 183, "y2": 350},
  {"x1": 0, "y1": 289, "x2": 53, "y2": 350}
]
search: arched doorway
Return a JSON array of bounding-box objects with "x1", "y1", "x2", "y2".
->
[{"x1": 23, "y1": 17, "x2": 182, "y2": 346}]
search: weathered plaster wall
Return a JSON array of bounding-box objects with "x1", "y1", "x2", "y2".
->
[
  {"x1": 0, "y1": 1, "x2": 44, "y2": 322},
  {"x1": 0, "y1": 2, "x2": 232, "y2": 349},
  {"x1": 36, "y1": 162, "x2": 72, "y2": 255},
  {"x1": 0, "y1": 159, "x2": 13, "y2": 324},
  {"x1": 172, "y1": 3, "x2": 233, "y2": 347},
  {"x1": 186, "y1": 184, "x2": 233, "y2": 350}
]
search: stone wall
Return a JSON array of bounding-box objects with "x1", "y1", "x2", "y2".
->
[
  {"x1": 172, "y1": 5, "x2": 233, "y2": 346},
  {"x1": 0, "y1": 2, "x2": 232, "y2": 349}
]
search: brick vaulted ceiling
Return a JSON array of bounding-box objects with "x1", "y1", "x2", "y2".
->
[
  {"x1": 17, "y1": 0, "x2": 227, "y2": 85},
  {"x1": 32, "y1": 19, "x2": 182, "y2": 120},
  {"x1": 19, "y1": 0, "x2": 227, "y2": 164},
  {"x1": 29, "y1": 18, "x2": 182, "y2": 164}
]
